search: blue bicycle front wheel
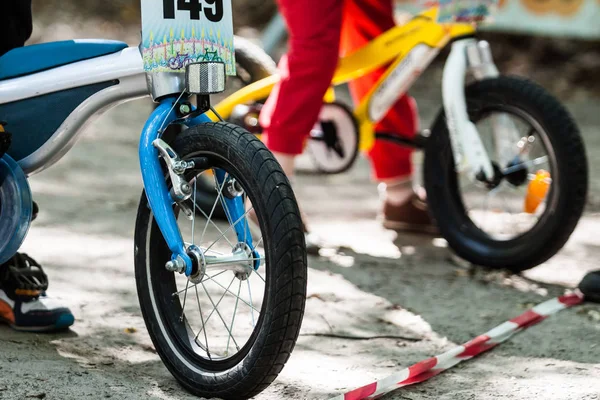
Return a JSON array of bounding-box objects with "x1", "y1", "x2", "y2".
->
[
  {"x1": 134, "y1": 122, "x2": 307, "y2": 399},
  {"x1": 0, "y1": 155, "x2": 32, "y2": 264}
]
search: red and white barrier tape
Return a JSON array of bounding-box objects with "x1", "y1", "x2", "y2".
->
[{"x1": 328, "y1": 291, "x2": 584, "y2": 400}]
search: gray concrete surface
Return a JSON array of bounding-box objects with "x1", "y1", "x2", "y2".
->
[{"x1": 1, "y1": 64, "x2": 600, "y2": 400}]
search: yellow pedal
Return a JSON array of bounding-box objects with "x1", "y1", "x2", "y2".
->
[{"x1": 524, "y1": 169, "x2": 551, "y2": 214}]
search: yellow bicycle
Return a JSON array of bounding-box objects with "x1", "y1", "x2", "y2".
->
[{"x1": 205, "y1": 7, "x2": 588, "y2": 272}]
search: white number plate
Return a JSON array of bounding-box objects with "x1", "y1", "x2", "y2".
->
[
  {"x1": 431, "y1": 0, "x2": 498, "y2": 23},
  {"x1": 140, "y1": 0, "x2": 235, "y2": 75}
]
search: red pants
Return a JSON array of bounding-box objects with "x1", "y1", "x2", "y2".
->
[{"x1": 260, "y1": 0, "x2": 419, "y2": 180}]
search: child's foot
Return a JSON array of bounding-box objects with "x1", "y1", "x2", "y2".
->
[
  {"x1": 380, "y1": 195, "x2": 439, "y2": 235},
  {"x1": 0, "y1": 253, "x2": 74, "y2": 332}
]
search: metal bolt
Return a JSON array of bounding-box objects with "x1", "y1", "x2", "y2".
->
[
  {"x1": 179, "y1": 104, "x2": 191, "y2": 115},
  {"x1": 173, "y1": 160, "x2": 194, "y2": 174},
  {"x1": 225, "y1": 179, "x2": 244, "y2": 198},
  {"x1": 181, "y1": 183, "x2": 191, "y2": 194},
  {"x1": 165, "y1": 257, "x2": 186, "y2": 273},
  {"x1": 173, "y1": 161, "x2": 185, "y2": 173},
  {"x1": 165, "y1": 261, "x2": 179, "y2": 272}
]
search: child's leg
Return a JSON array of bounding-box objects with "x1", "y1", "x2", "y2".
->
[
  {"x1": 257, "y1": 0, "x2": 344, "y2": 248},
  {"x1": 259, "y1": 0, "x2": 344, "y2": 164},
  {"x1": 0, "y1": 1, "x2": 75, "y2": 331},
  {"x1": 341, "y1": 0, "x2": 435, "y2": 233},
  {"x1": 0, "y1": 0, "x2": 33, "y2": 56},
  {"x1": 341, "y1": 0, "x2": 419, "y2": 187}
]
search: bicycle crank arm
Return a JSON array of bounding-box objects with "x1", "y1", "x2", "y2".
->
[{"x1": 374, "y1": 132, "x2": 429, "y2": 149}]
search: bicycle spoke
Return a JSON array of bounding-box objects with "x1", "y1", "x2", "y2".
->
[
  {"x1": 185, "y1": 169, "x2": 207, "y2": 189},
  {"x1": 217, "y1": 187, "x2": 250, "y2": 252},
  {"x1": 194, "y1": 276, "x2": 236, "y2": 340},
  {"x1": 247, "y1": 280, "x2": 256, "y2": 328},
  {"x1": 255, "y1": 236, "x2": 264, "y2": 248},
  {"x1": 202, "y1": 282, "x2": 240, "y2": 352},
  {"x1": 180, "y1": 280, "x2": 190, "y2": 322},
  {"x1": 204, "y1": 274, "x2": 261, "y2": 313},
  {"x1": 214, "y1": 173, "x2": 237, "y2": 231},
  {"x1": 255, "y1": 271, "x2": 266, "y2": 283},
  {"x1": 194, "y1": 285, "x2": 212, "y2": 360},
  {"x1": 200, "y1": 170, "x2": 229, "y2": 246},
  {"x1": 219, "y1": 190, "x2": 233, "y2": 224},
  {"x1": 192, "y1": 201, "x2": 234, "y2": 248},
  {"x1": 205, "y1": 207, "x2": 255, "y2": 253},
  {"x1": 185, "y1": 245, "x2": 224, "y2": 256},
  {"x1": 243, "y1": 195, "x2": 248, "y2": 245},
  {"x1": 502, "y1": 155, "x2": 549, "y2": 175},
  {"x1": 171, "y1": 270, "x2": 227, "y2": 297},
  {"x1": 191, "y1": 179, "x2": 197, "y2": 245},
  {"x1": 226, "y1": 280, "x2": 242, "y2": 355}
]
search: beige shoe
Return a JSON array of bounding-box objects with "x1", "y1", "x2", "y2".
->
[{"x1": 381, "y1": 195, "x2": 439, "y2": 235}]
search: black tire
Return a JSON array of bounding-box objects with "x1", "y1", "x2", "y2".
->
[
  {"x1": 424, "y1": 76, "x2": 588, "y2": 272},
  {"x1": 307, "y1": 102, "x2": 360, "y2": 175},
  {"x1": 194, "y1": 36, "x2": 277, "y2": 220},
  {"x1": 233, "y1": 36, "x2": 278, "y2": 79},
  {"x1": 135, "y1": 122, "x2": 307, "y2": 399}
]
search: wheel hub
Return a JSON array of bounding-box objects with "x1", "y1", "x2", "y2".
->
[
  {"x1": 504, "y1": 156, "x2": 528, "y2": 186},
  {"x1": 187, "y1": 245, "x2": 206, "y2": 284},
  {"x1": 182, "y1": 242, "x2": 256, "y2": 282},
  {"x1": 232, "y1": 242, "x2": 254, "y2": 281},
  {"x1": 476, "y1": 162, "x2": 504, "y2": 189}
]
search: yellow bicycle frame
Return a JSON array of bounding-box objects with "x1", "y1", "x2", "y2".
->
[{"x1": 211, "y1": 7, "x2": 476, "y2": 152}]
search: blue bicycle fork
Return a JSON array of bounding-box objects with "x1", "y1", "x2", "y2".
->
[
  {"x1": 214, "y1": 169, "x2": 258, "y2": 269},
  {"x1": 139, "y1": 96, "x2": 256, "y2": 276}
]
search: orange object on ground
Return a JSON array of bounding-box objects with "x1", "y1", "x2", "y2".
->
[{"x1": 524, "y1": 169, "x2": 551, "y2": 213}]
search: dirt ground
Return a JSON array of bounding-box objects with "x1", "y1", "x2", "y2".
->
[{"x1": 1, "y1": 24, "x2": 600, "y2": 400}]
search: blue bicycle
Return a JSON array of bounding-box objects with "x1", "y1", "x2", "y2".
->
[
  {"x1": 0, "y1": 37, "x2": 306, "y2": 400},
  {"x1": 168, "y1": 51, "x2": 195, "y2": 70}
]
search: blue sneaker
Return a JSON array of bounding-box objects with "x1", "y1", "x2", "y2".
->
[{"x1": 0, "y1": 253, "x2": 74, "y2": 332}]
